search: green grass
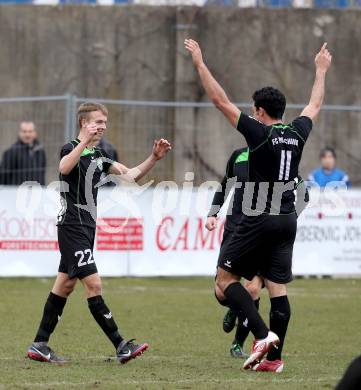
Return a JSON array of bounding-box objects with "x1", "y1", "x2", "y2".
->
[{"x1": 0, "y1": 277, "x2": 360, "y2": 389}]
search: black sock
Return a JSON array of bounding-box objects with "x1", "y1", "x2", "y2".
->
[
  {"x1": 234, "y1": 298, "x2": 260, "y2": 345},
  {"x1": 34, "y1": 292, "x2": 67, "y2": 342},
  {"x1": 224, "y1": 283, "x2": 268, "y2": 340},
  {"x1": 267, "y1": 295, "x2": 291, "y2": 361},
  {"x1": 87, "y1": 295, "x2": 123, "y2": 349}
]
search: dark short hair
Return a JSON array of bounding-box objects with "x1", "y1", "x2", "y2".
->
[
  {"x1": 320, "y1": 146, "x2": 336, "y2": 159},
  {"x1": 252, "y1": 87, "x2": 286, "y2": 120}
]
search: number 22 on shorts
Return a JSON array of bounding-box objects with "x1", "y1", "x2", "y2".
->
[{"x1": 74, "y1": 249, "x2": 95, "y2": 267}]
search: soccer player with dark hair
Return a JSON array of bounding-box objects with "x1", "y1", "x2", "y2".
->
[
  {"x1": 27, "y1": 102, "x2": 171, "y2": 363},
  {"x1": 186, "y1": 39, "x2": 332, "y2": 371},
  {"x1": 206, "y1": 147, "x2": 309, "y2": 361}
]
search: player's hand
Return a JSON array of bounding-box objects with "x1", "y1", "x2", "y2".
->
[
  {"x1": 184, "y1": 39, "x2": 204, "y2": 68},
  {"x1": 315, "y1": 43, "x2": 332, "y2": 73},
  {"x1": 205, "y1": 216, "x2": 218, "y2": 231},
  {"x1": 84, "y1": 122, "x2": 99, "y2": 143},
  {"x1": 152, "y1": 138, "x2": 172, "y2": 160}
]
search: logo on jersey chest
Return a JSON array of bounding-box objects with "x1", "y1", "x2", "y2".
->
[
  {"x1": 91, "y1": 155, "x2": 103, "y2": 171},
  {"x1": 96, "y1": 158, "x2": 103, "y2": 171},
  {"x1": 272, "y1": 137, "x2": 299, "y2": 146}
]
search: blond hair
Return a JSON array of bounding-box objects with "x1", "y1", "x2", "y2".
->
[{"x1": 77, "y1": 102, "x2": 108, "y2": 128}]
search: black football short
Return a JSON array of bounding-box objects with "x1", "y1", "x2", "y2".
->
[
  {"x1": 58, "y1": 225, "x2": 98, "y2": 279},
  {"x1": 220, "y1": 225, "x2": 234, "y2": 248},
  {"x1": 218, "y1": 213, "x2": 297, "y2": 284},
  {"x1": 219, "y1": 223, "x2": 262, "y2": 282}
]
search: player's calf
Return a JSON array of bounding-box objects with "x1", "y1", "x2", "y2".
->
[
  {"x1": 87, "y1": 295, "x2": 149, "y2": 363},
  {"x1": 33, "y1": 292, "x2": 67, "y2": 344},
  {"x1": 223, "y1": 281, "x2": 269, "y2": 340},
  {"x1": 87, "y1": 295, "x2": 124, "y2": 349},
  {"x1": 230, "y1": 298, "x2": 260, "y2": 352},
  {"x1": 266, "y1": 295, "x2": 291, "y2": 362}
]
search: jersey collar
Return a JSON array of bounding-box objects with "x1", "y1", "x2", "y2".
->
[{"x1": 74, "y1": 138, "x2": 96, "y2": 156}]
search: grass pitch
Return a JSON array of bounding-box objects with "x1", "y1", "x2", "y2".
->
[{"x1": 0, "y1": 277, "x2": 360, "y2": 389}]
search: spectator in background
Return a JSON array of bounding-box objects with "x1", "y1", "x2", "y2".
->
[
  {"x1": 308, "y1": 146, "x2": 350, "y2": 188},
  {"x1": 97, "y1": 137, "x2": 119, "y2": 187},
  {"x1": 0, "y1": 121, "x2": 46, "y2": 185}
]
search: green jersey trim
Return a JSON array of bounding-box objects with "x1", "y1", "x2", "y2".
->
[
  {"x1": 236, "y1": 112, "x2": 242, "y2": 129},
  {"x1": 272, "y1": 124, "x2": 291, "y2": 130},
  {"x1": 250, "y1": 127, "x2": 274, "y2": 153},
  {"x1": 235, "y1": 149, "x2": 249, "y2": 163},
  {"x1": 290, "y1": 128, "x2": 306, "y2": 144},
  {"x1": 81, "y1": 147, "x2": 96, "y2": 157}
]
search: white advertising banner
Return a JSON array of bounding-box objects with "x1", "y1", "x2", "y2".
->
[{"x1": 0, "y1": 185, "x2": 361, "y2": 277}]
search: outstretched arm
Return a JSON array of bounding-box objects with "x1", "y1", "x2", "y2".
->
[
  {"x1": 108, "y1": 138, "x2": 172, "y2": 182},
  {"x1": 301, "y1": 43, "x2": 332, "y2": 123},
  {"x1": 185, "y1": 39, "x2": 240, "y2": 127}
]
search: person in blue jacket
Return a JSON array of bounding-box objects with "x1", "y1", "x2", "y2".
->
[{"x1": 308, "y1": 146, "x2": 350, "y2": 188}]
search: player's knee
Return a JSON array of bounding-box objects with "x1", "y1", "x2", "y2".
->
[
  {"x1": 245, "y1": 283, "x2": 260, "y2": 300},
  {"x1": 215, "y1": 270, "x2": 230, "y2": 292},
  {"x1": 215, "y1": 267, "x2": 239, "y2": 295},
  {"x1": 60, "y1": 279, "x2": 76, "y2": 297},
  {"x1": 86, "y1": 281, "x2": 102, "y2": 296},
  {"x1": 215, "y1": 276, "x2": 226, "y2": 294},
  {"x1": 64, "y1": 285, "x2": 75, "y2": 297},
  {"x1": 214, "y1": 285, "x2": 229, "y2": 307},
  {"x1": 265, "y1": 279, "x2": 287, "y2": 298},
  {"x1": 214, "y1": 290, "x2": 229, "y2": 307}
]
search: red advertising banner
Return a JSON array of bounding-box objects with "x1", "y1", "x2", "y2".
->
[
  {"x1": 96, "y1": 218, "x2": 144, "y2": 251},
  {"x1": 0, "y1": 240, "x2": 58, "y2": 251}
]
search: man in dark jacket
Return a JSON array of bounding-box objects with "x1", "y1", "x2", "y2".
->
[{"x1": 0, "y1": 121, "x2": 46, "y2": 185}]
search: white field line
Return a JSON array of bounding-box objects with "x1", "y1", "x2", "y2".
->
[
  {"x1": 19, "y1": 376, "x2": 340, "y2": 388},
  {"x1": 4, "y1": 285, "x2": 360, "y2": 298},
  {"x1": 101, "y1": 285, "x2": 358, "y2": 299}
]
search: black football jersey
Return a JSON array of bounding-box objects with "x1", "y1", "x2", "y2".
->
[
  {"x1": 57, "y1": 139, "x2": 113, "y2": 228},
  {"x1": 208, "y1": 147, "x2": 249, "y2": 228},
  {"x1": 236, "y1": 113, "x2": 312, "y2": 214}
]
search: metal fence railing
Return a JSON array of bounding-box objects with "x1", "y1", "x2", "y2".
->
[
  {"x1": 1, "y1": 0, "x2": 361, "y2": 6},
  {"x1": 0, "y1": 95, "x2": 361, "y2": 186}
]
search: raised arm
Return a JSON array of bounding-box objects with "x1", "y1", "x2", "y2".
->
[
  {"x1": 59, "y1": 122, "x2": 98, "y2": 175},
  {"x1": 108, "y1": 139, "x2": 171, "y2": 182},
  {"x1": 301, "y1": 43, "x2": 332, "y2": 123},
  {"x1": 185, "y1": 39, "x2": 240, "y2": 128}
]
